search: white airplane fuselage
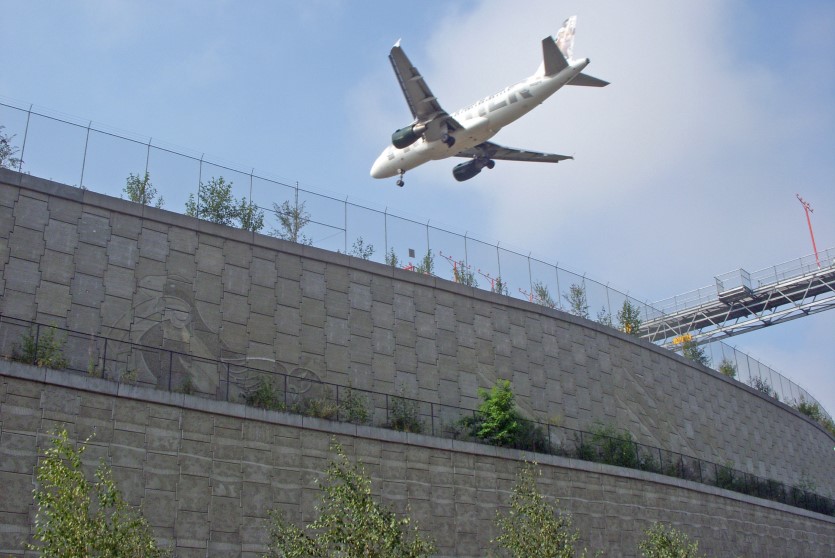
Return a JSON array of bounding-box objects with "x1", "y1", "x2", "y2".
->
[{"x1": 370, "y1": 57, "x2": 590, "y2": 179}]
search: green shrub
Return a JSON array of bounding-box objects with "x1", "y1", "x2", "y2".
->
[
  {"x1": 301, "y1": 396, "x2": 340, "y2": 420},
  {"x1": 461, "y1": 380, "x2": 520, "y2": 447},
  {"x1": 590, "y1": 423, "x2": 639, "y2": 468},
  {"x1": 717, "y1": 359, "x2": 737, "y2": 378},
  {"x1": 266, "y1": 442, "x2": 435, "y2": 557},
  {"x1": 339, "y1": 388, "x2": 370, "y2": 424},
  {"x1": 245, "y1": 376, "x2": 285, "y2": 411},
  {"x1": 638, "y1": 522, "x2": 705, "y2": 558},
  {"x1": 30, "y1": 429, "x2": 170, "y2": 557},
  {"x1": 13, "y1": 327, "x2": 69, "y2": 369},
  {"x1": 388, "y1": 393, "x2": 424, "y2": 433},
  {"x1": 494, "y1": 463, "x2": 590, "y2": 558}
]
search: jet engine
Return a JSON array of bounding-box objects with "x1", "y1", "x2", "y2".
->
[
  {"x1": 391, "y1": 123, "x2": 426, "y2": 149},
  {"x1": 452, "y1": 158, "x2": 495, "y2": 182}
]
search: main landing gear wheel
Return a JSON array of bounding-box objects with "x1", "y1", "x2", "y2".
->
[
  {"x1": 396, "y1": 169, "x2": 405, "y2": 187},
  {"x1": 442, "y1": 133, "x2": 456, "y2": 148},
  {"x1": 486, "y1": 159, "x2": 495, "y2": 169}
]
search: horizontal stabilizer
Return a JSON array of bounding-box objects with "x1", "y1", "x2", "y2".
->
[{"x1": 568, "y1": 72, "x2": 609, "y2": 87}]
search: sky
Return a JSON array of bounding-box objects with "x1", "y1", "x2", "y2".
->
[{"x1": 2, "y1": 0, "x2": 834, "y2": 414}]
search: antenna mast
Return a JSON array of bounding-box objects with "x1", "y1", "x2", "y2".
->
[{"x1": 796, "y1": 194, "x2": 820, "y2": 269}]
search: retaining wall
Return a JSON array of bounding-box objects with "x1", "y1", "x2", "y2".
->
[{"x1": 1, "y1": 365, "x2": 833, "y2": 557}]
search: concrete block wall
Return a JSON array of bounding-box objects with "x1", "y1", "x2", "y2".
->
[
  {"x1": 0, "y1": 168, "x2": 833, "y2": 497},
  {"x1": 0, "y1": 366, "x2": 833, "y2": 557}
]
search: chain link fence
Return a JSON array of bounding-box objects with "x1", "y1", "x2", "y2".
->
[{"x1": 0, "y1": 97, "x2": 829, "y2": 420}]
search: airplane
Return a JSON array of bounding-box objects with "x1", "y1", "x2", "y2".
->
[{"x1": 370, "y1": 16, "x2": 608, "y2": 187}]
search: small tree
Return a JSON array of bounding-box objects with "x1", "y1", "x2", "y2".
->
[
  {"x1": 452, "y1": 260, "x2": 478, "y2": 287},
  {"x1": 349, "y1": 237, "x2": 375, "y2": 260},
  {"x1": 617, "y1": 299, "x2": 642, "y2": 335},
  {"x1": 123, "y1": 171, "x2": 163, "y2": 208},
  {"x1": 463, "y1": 379, "x2": 521, "y2": 447},
  {"x1": 749, "y1": 376, "x2": 776, "y2": 399},
  {"x1": 596, "y1": 306, "x2": 613, "y2": 327},
  {"x1": 272, "y1": 199, "x2": 312, "y2": 244},
  {"x1": 717, "y1": 359, "x2": 737, "y2": 379},
  {"x1": 533, "y1": 281, "x2": 556, "y2": 309},
  {"x1": 385, "y1": 247, "x2": 400, "y2": 267},
  {"x1": 638, "y1": 522, "x2": 705, "y2": 558},
  {"x1": 493, "y1": 276, "x2": 509, "y2": 296},
  {"x1": 494, "y1": 462, "x2": 589, "y2": 558},
  {"x1": 266, "y1": 442, "x2": 435, "y2": 558},
  {"x1": 30, "y1": 429, "x2": 170, "y2": 557},
  {"x1": 681, "y1": 338, "x2": 710, "y2": 367},
  {"x1": 563, "y1": 283, "x2": 589, "y2": 319},
  {"x1": 185, "y1": 176, "x2": 264, "y2": 232},
  {"x1": 414, "y1": 249, "x2": 434, "y2": 275},
  {"x1": 0, "y1": 125, "x2": 23, "y2": 169}
]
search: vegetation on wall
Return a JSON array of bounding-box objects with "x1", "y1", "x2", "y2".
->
[
  {"x1": 563, "y1": 283, "x2": 590, "y2": 319},
  {"x1": 638, "y1": 522, "x2": 706, "y2": 558},
  {"x1": 265, "y1": 442, "x2": 435, "y2": 558},
  {"x1": 617, "y1": 299, "x2": 643, "y2": 335},
  {"x1": 29, "y1": 429, "x2": 170, "y2": 557},
  {"x1": 0, "y1": 125, "x2": 23, "y2": 169},
  {"x1": 12, "y1": 327, "x2": 68, "y2": 369},
  {"x1": 185, "y1": 176, "x2": 265, "y2": 232},
  {"x1": 123, "y1": 171, "x2": 163, "y2": 208},
  {"x1": 494, "y1": 462, "x2": 590, "y2": 558}
]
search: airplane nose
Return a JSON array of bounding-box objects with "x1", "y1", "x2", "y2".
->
[{"x1": 370, "y1": 153, "x2": 390, "y2": 179}]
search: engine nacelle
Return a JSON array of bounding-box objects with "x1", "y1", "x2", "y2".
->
[
  {"x1": 391, "y1": 123, "x2": 426, "y2": 149},
  {"x1": 452, "y1": 160, "x2": 483, "y2": 182}
]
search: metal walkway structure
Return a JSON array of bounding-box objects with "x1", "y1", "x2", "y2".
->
[{"x1": 640, "y1": 247, "x2": 835, "y2": 349}]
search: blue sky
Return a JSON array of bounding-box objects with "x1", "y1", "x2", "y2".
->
[{"x1": 2, "y1": 0, "x2": 834, "y2": 413}]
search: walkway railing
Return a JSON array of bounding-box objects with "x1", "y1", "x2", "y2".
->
[
  {"x1": 0, "y1": 97, "x2": 829, "y2": 421},
  {"x1": 1, "y1": 315, "x2": 832, "y2": 517}
]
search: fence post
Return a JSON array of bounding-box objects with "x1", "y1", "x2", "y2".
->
[
  {"x1": 431, "y1": 402, "x2": 435, "y2": 437},
  {"x1": 102, "y1": 337, "x2": 108, "y2": 380},
  {"x1": 167, "y1": 350, "x2": 173, "y2": 391},
  {"x1": 226, "y1": 362, "x2": 231, "y2": 401}
]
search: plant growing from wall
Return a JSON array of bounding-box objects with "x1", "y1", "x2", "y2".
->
[
  {"x1": 717, "y1": 359, "x2": 737, "y2": 379},
  {"x1": 185, "y1": 176, "x2": 265, "y2": 232},
  {"x1": 272, "y1": 199, "x2": 312, "y2": 244},
  {"x1": 492, "y1": 275, "x2": 509, "y2": 295},
  {"x1": 29, "y1": 429, "x2": 170, "y2": 557},
  {"x1": 339, "y1": 387, "x2": 370, "y2": 424},
  {"x1": 563, "y1": 283, "x2": 590, "y2": 319},
  {"x1": 462, "y1": 379, "x2": 520, "y2": 447},
  {"x1": 596, "y1": 306, "x2": 613, "y2": 327},
  {"x1": 0, "y1": 125, "x2": 23, "y2": 169},
  {"x1": 266, "y1": 441, "x2": 435, "y2": 558},
  {"x1": 494, "y1": 462, "x2": 590, "y2": 558},
  {"x1": 349, "y1": 236, "x2": 375, "y2": 260},
  {"x1": 617, "y1": 299, "x2": 642, "y2": 335},
  {"x1": 245, "y1": 376, "x2": 285, "y2": 411},
  {"x1": 388, "y1": 392, "x2": 424, "y2": 433},
  {"x1": 577, "y1": 423, "x2": 639, "y2": 469},
  {"x1": 13, "y1": 327, "x2": 69, "y2": 369},
  {"x1": 793, "y1": 397, "x2": 822, "y2": 421},
  {"x1": 123, "y1": 171, "x2": 163, "y2": 208},
  {"x1": 533, "y1": 281, "x2": 556, "y2": 309},
  {"x1": 749, "y1": 376, "x2": 776, "y2": 399},
  {"x1": 680, "y1": 338, "x2": 710, "y2": 367},
  {"x1": 385, "y1": 247, "x2": 400, "y2": 267},
  {"x1": 638, "y1": 522, "x2": 705, "y2": 558},
  {"x1": 414, "y1": 249, "x2": 434, "y2": 275}
]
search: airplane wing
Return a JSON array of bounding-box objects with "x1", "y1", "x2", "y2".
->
[
  {"x1": 389, "y1": 41, "x2": 463, "y2": 139},
  {"x1": 455, "y1": 141, "x2": 573, "y2": 163}
]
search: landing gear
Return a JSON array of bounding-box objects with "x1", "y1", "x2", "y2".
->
[
  {"x1": 396, "y1": 169, "x2": 405, "y2": 187},
  {"x1": 442, "y1": 133, "x2": 456, "y2": 148},
  {"x1": 486, "y1": 159, "x2": 495, "y2": 169}
]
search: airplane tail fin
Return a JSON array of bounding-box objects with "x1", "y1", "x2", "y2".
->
[
  {"x1": 537, "y1": 15, "x2": 609, "y2": 87},
  {"x1": 537, "y1": 16, "x2": 576, "y2": 76}
]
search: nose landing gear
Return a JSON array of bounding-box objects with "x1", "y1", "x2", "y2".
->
[{"x1": 396, "y1": 169, "x2": 405, "y2": 187}]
